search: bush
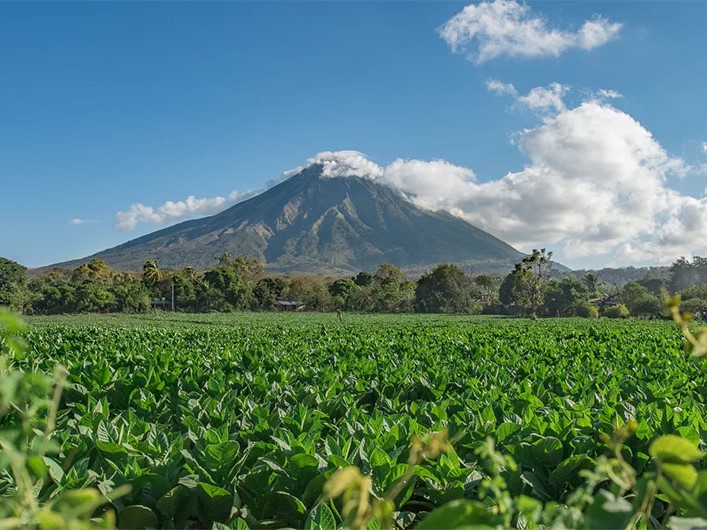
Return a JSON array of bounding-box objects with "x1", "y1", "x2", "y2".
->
[
  {"x1": 572, "y1": 301, "x2": 599, "y2": 318},
  {"x1": 603, "y1": 304, "x2": 630, "y2": 318}
]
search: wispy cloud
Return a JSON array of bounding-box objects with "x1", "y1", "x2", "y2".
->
[
  {"x1": 485, "y1": 79, "x2": 518, "y2": 97},
  {"x1": 487, "y1": 80, "x2": 569, "y2": 113},
  {"x1": 596, "y1": 88, "x2": 623, "y2": 100},
  {"x1": 439, "y1": 0, "x2": 622, "y2": 63},
  {"x1": 702, "y1": 141, "x2": 707, "y2": 154},
  {"x1": 68, "y1": 218, "x2": 97, "y2": 225}
]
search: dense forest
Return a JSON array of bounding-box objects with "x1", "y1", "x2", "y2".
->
[{"x1": 1, "y1": 253, "x2": 706, "y2": 318}]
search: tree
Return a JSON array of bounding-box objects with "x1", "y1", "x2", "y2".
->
[
  {"x1": 200, "y1": 266, "x2": 253, "y2": 311},
  {"x1": 583, "y1": 272, "x2": 603, "y2": 297},
  {"x1": 253, "y1": 277, "x2": 287, "y2": 310},
  {"x1": 353, "y1": 271, "x2": 374, "y2": 287},
  {"x1": 214, "y1": 253, "x2": 264, "y2": 280},
  {"x1": 414, "y1": 264, "x2": 476, "y2": 313},
  {"x1": 283, "y1": 276, "x2": 332, "y2": 311},
  {"x1": 0, "y1": 257, "x2": 30, "y2": 312},
  {"x1": 621, "y1": 281, "x2": 662, "y2": 318},
  {"x1": 544, "y1": 278, "x2": 590, "y2": 317},
  {"x1": 328, "y1": 278, "x2": 357, "y2": 309},
  {"x1": 111, "y1": 274, "x2": 150, "y2": 313},
  {"x1": 74, "y1": 281, "x2": 116, "y2": 313},
  {"x1": 669, "y1": 256, "x2": 707, "y2": 293},
  {"x1": 370, "y1": 264, "x2": 414, "y2": 313},
  {"x1": 499, "y1": 249, "x2": 553, "y2": 316},
  {"x1": 473, "y1": 274, "x2": 502, "y2": 305},
  {"x1": 164, "y1": 268, "x2": 197, "y2": 311},
  {"x1": 142, "y1": 260, "x2": 161, "y2": 292}
]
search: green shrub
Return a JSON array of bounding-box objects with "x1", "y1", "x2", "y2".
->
[
  {"x1": 603, "y1": 304, "x2": 630, "y2": 318},
  {"x1": 572, "y1": 301, "x2": 599, "y2": 318}
]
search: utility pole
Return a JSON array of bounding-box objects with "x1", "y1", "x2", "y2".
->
[{"x1": 171, "y1": 282, "x2": 175, "y2": 311}]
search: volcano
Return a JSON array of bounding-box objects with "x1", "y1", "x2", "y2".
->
[{"x1": 48, "y1": 164, "x2": 524, "y2": 274}]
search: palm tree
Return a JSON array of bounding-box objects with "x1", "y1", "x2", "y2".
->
[{"x1": 142, "y1": 260, "x2": 161, "y2": 290}]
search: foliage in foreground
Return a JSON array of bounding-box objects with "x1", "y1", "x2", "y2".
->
[{"x1": 1, "y1": 311, "x2": 707, "y2": 528}]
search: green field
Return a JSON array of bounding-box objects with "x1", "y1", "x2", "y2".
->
[{"x1": 4, "y1": 313, "x2": 707, "y2": 529}]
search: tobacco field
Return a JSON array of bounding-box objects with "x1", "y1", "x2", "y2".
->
[{"x1": 2, "y1": 313, "x2": 707, "y2": 529}]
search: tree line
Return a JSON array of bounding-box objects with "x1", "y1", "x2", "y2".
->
[{"x1": 1, "y1": 252, "x2": 706, "y2": 318}]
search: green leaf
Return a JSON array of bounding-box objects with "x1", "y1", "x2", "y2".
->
[
  {"x1": 118, "y1": 505, "x2": 158, "y2": 530},
  {"x1": 197, "y1": 482, "x2": 232, "y2": 523},
  {"x1": 156, "y1": 485, "x2": 187, "y2": 517},
  {"x1": 50, "y1": 489, "x2": 103, "y2": 517},
  {"x1": 663, "y1": 462, "x2": 699, "y2": 489},
  {"x1": 263, "y1": 491, "x2": 307, "y2": 527},
  {"x1": 43, "y1": 457, "x2": 65, "y2": 484},
  {"x1": 531, "y1": 436, "x2": 563, "y2": 468},
  {"x1": 96, "y1": 440, "x2": 128, "y2": 455},
  {"x1": 650, "y1": 436, "x2": 705, "y2": 464},
  {"x1": 416, "y1": 499, "x2": 501, "y2": 529},
  {"x1": 291, "y1": 453, "x2": 319, "y2": 470},
  {"x1": 305, "y1": 503, "x2": 336, "y2": 530},
  {"x1": 205, "y1": 441, "x2": 240, "y2": 467},
  {"x1": 232, "y1": 519, "x2": 251, "y2": 530},
  {"x1": 585, "y1": 490, "x2": 632, "y2": 530},
  {"x1": 27, "y1": 455, "x2": 48, "y2": 479},
  {"x1": 516, "y1": 495, "x2": 542, "y2": 523}
]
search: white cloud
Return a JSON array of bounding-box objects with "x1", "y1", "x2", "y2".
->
[
  {"x1": 381, "y1": 159, "x2": 476, "y2": 211},
  {"x1": 487, "y1": 80, "x2": 569, "y2": 113},
  {"x1": 486, "y1": 79, "x2": 518, "y2": 97},
  {"x1": 116, "y1": 192, "x2": 244, "y2": 230},
  {"x1": 378, "y1": 101, "x2": 703, "y2": 265},
  {"x1": 307, "y1": 150, "x2": 383, "y2": 179},
  {"x1": 439, "y1": 0, "x2": 622, "y2": 63},
  {"x1": 516, "y1": 82, "x2": 568, "y2": 112},
  {"x1": 68, "y1": 218, "x2": 95, "y2": 225},
  {"x1": 596, "y1": 88, "x2": 623, "y2": 100},
  {"x1": 702, "y1": 141, "x2": 707, "y2": 154}
]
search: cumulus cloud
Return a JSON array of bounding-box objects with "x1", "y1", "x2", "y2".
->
[
  {"x1": 702, "y1": 141, "x2": 707, "y2": 154},
  {"x1": 115, "y1": 191, "x2": 243, "y2": 230},
  {"x1": 381, "y1": 159, "x2": 476, "y2": 211},
  {"x1": 439, "y1": 0, "x2": 622, "y2": 63},
  {"x1": 378, "y1": 101, "x2": 703, "y2": 265}
]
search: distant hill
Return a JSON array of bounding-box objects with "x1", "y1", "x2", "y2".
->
[
  {"x1": 44, "y1": 165, "x2": 526, "y2": 274},
  {"x1": 561, "y1": 266, "x2": 670, "y2": 287}
]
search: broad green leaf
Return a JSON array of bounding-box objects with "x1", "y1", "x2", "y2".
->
[
  {"x1": 531, "y1": 436, "x2": 563, "y2": 468},
  {"x1": 43, "y1": 457, "x2": 65, "y2": 484},
  {"x1": 156, "y1": 485, "x2": 187, "y2": 517},
  {"x1": 263, "y1": 491, "x2": 307, "y2": 527},
  {"x1": 96, "y1": 440, "x2": 128, "y2": 455},
  {"x1": 650, "y1": 436, "x2": 704, "y2": 464},
  {"x1": 305, "y1": 503, "x2": 336, "y2": 530},
  {"x1": 118, "y1": 505, "x2": 158, "y2": 530},
  {"x1": 416, "y1": 499, "x2": 501, "y2": 529},
  {"x1": 663, "y1": 462, "x2": 699, "y2": 489},
  {"x1": 197, "y1": 482, "x2": 232, "y2": 523},
  {"x1": 585, "y1": 490, "x2": 632, "y2": 530}
]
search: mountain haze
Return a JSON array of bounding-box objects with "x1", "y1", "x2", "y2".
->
[{"x1": 49, "y1": 166, "x2": 525, "y2": 274}]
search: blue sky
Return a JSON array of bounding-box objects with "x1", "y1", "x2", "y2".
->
[{"x1": 1, "y1": 1, "x2": 706, "y2": 270}]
